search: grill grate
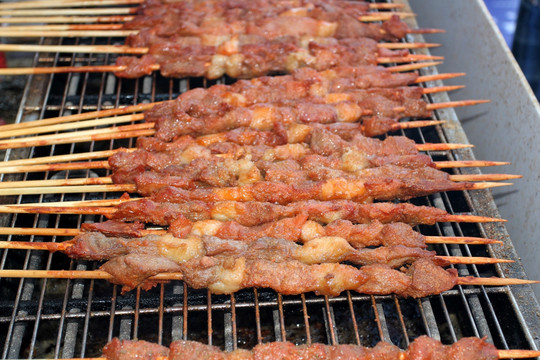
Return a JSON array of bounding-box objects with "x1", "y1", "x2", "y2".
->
[{"x1": 1, "y1": 1, "x2": 540, "y2": 358}]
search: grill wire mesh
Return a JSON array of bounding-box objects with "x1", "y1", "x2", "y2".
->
[{"x1": 1, "y1": 1, "x2": 540, "y2": 358}]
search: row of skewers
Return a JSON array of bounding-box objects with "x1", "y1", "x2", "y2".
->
[{"x1": 0, "y1": 0, "x2": 537, "y2": 359}]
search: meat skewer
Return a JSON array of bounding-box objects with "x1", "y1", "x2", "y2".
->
[
  {"x1": 0, "y1": 157, "x2": 509, "y2": 176},
  {"x1": 0, "y1": 219, "x2": 503, "y2": 245},
  {"x1": 0, "y1": 0, "x2": 405, "y2": 11},
  {"x1": 97, "y1": 336, "x2": 540, "y2": 360},
  {"x1": 11, "y1": 166, "x2": 504, "y2": 200},
  {"x1": 0, "y1": 170, "x2": 518, "y2": 189},
  {"x1": 0, "y1": 231, "x2": 510, "y2": 268},
  {"x1": 0, "y1": 198, "x2": 505, "y2": 224},
  {"x1": 0, "y1": 256, "x2": 534, "y2": 296},
  {"x1": 0, "y1": 40, "x2": 440, "y2": 54},
  {"x1": 0, "y1": 39, "x2": 441, "y2": 79},
  {"x1": 20, "y1": 198, "x2": 498, "y2": 226}
]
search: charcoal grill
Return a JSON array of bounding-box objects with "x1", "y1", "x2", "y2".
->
[{"x1": 1, "y1": 0, "x2": 540, "y2": 358}]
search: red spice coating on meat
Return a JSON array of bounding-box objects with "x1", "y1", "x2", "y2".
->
[
  {"x1": 81, "y1": 220, "x2": 146, "y2": 238},
  {"x1": 404, "y1": 258, "x2": 458, "y2": 298},
  {"x1": 407, "y1": 336, "x2": 498, "y2": 360},
  {"x1": 102, "y1": 338, "x2": 169, "y2": 360},
  {"x1": 102, "y1": 336, "x2": 498, "y2": 360}
]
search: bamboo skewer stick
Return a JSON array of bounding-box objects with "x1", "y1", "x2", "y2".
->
[
  {"x1": 0, "y1": 148, "x2": 128, "y2": 167},
  {"x1": 0, "y1": 229, "x2": 502, "y2": 245},
  {"x1": 0, "y1": 102, "x2": 159, "y2": 132},
  {"x1": 0, "y1": 113, "x2": 145, "y2": 139},
  {"x1": 0, "y1": 64, "x2": 135, "y2": 76},
  {"x1": 387, "y1": 61, "x2": 441, "y2": 72},
  {"x1": 0, "y1": 15, "x2": 136, "y2": 24},
  {"x1": 498, "y1": 349, "x2": 540, "y2": 359},
  {"x1": 424, "y1": 236, "x2": 502, "y2": 245},
  {"x1": 0, "y1": 0, "x2": 144, "y2": 9},
  {"x1": 378, "y1": 42, "x2": 440, "y2": 49},
  {"x1": 0, "y1": 7, "x2": 139, "y2": 16},
  {"x1": 0, "y1": 122, "x2": 153, "y2": 144},
  {"x1": 0, "y1": 177, "x2": 114, "y2": 189},
  {"x1": 435, "y1": 160, "x2": 511, "y2": 169},
  {"x1": 0, "y1": 228, "x2": 81, "y2": 237},
  {"x1": 422, "y1": 85, "x2": 464, "y2": 94},
  {"x1": 448, "y1": 174, "x2": 522, "y2": 181},
  {"x1": 415, "y1": 143, "x2": 473, "y2": 151},
  {"x1": 0, "y1": 125, "x2": 156, "y2": 150},
  {"x1": 0, "y1": 184, "x2": 136, "y2": 196},
  {"x1": 389, "y1": 119, "x2": 446, "y2": 130},
  {"x1": 376, "y1": 54, "x2": 444, "y2": 63},
  {"x1": 0, "y1": 198, "x2": 132, "y2": 207},
  {"x1": 0, "y1": 44, "x2": 148, "y2": 54},
  {"x1": 0, "y1": 160, "x2": 110, "y2": 174},
  {"x1": 0, "y1": 24, "x2": 126, "y2": 31},
  {"x1": 0, "y1": 30, "x2": 137, "y2": 37},
  {"x1": 441, "y1": 256, "x2": 512, "y2": 264},
  {"x1": 359, "y1": 12, "x2": 416, "y2": 22},
  {"x1": 415, "y1": 72, "x2": 466, "y2": 83}
]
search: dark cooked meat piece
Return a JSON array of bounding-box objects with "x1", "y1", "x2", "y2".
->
[
  {"x1": 102, "y1": 338, "x2": 169, "y2": 360},
  {"x1": 81, "y1": 220, "x2": 146, "y2": 238},
  {"x1": 64, "y1": 232, "x2": 132, "y2": 260},
  {"x1": 201, "y1": 214, "x2": 308, "y2": 242},
  {"x1": 407, "y1": 335, "x2": 498, "y2": 360},
  {"x1": 114, "y1": 55, "x2": 157, "y2": 78},
  {"x1": 102, "y1": 336, "x2": 498, "y2": 360},
  {"x1": 169, "y1": 340, "x2": 229, "y2": 359},
  {"x1": 404, "y1": 258, "x2": 458, "y2": 298},
  {"x1": 323, "y1": 220, "x2": 426, "y2": 248},
  {"x1": 101, "y1": 254, "x2": 184, "y2": 291}
]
